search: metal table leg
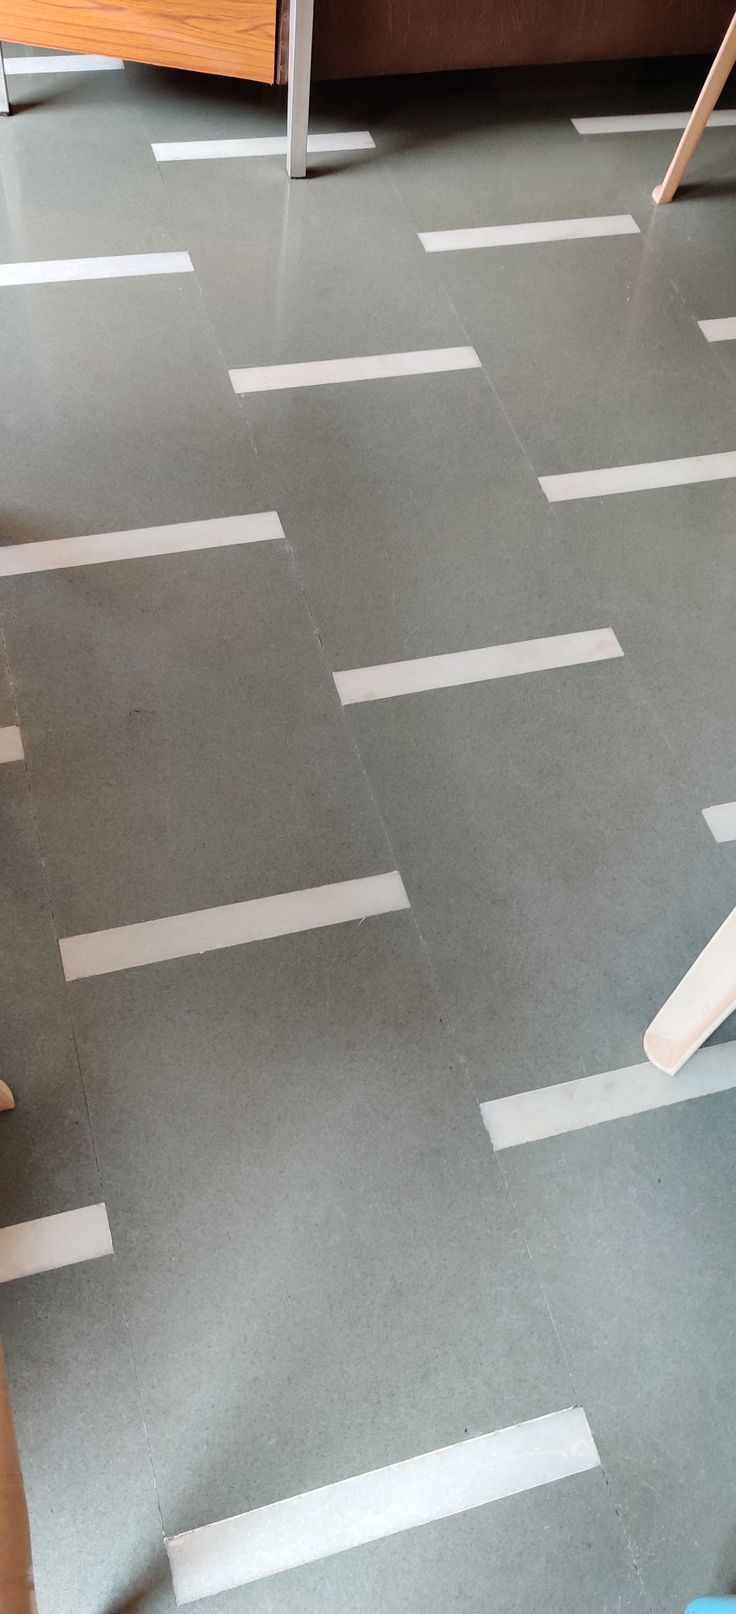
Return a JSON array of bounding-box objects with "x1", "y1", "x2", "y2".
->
[
  {"x1": 0, "y1": 44, "x2": 10, "y2": 115},
  {"x1": 286, "y1": 0, "x2": 314, "y2": 178}
]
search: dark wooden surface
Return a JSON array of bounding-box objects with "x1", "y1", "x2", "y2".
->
[{"x1": 307, "y1": 0, "x2": 736, "y2": 80}]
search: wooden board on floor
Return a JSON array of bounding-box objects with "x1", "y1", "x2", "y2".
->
[{"x1": 1, "y1": 0, "x2": 278, "y2": 82}]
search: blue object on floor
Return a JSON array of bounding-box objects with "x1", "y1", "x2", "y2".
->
[{"x1": 686, "y1": 1601, "x2": 736, "y2": 1612}]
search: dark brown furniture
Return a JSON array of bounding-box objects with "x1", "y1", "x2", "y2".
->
[{"x1": 308, "y1": 0, "x2": 736, "y2": 79}]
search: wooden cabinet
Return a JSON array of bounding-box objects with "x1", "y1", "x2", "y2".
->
[
  {"x1": 4, "y1": 0, "x2": 735, "y2": 95},
  {"x1": 1, "y1": 0, "x2": 279, "y2": 81},
  {"x1": 310, "y1": 0, "x2": 736, "y2": 80}
]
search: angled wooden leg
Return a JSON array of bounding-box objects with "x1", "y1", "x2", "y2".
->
[
  {"x1": 286, "y1": 0, "x2": 314, "y2": 178},
  {"x1": 0, "y1": 1081, "x2": 14, "y2": 1112},
  {"x1": 653, "y1": 9, "x2": 736, "y2": 202},
  {"x1": 0, "y1": 1342, "x2": 35, "y2": 1614},
  {"x1": 0, "y1": 44, "x2": 10, "y2": 116},
  {"x1": 644, "y1": 900, "x2": 736, "y2": 1073}
]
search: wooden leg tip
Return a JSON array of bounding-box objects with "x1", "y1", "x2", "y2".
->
[{"x1": 0, "y1": 1080, "x2": 15, "y2": 1111}]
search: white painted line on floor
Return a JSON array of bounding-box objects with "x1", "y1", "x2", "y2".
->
[
  {"x1": 573, "y1": 110, "x2": 736, "y2": 134},
  {"x1": 4, "y1": 53, "x2": 124, "y2": 73},
  {"x1": 167, "y1": 1406, "x2": 599, "y2": 1602},
  {"x1": 539, "y1": 450, "x2": 736, "y2": 503},
  {"x1": 334, "y1": 628, "x2": 623, "y2": 706},
  {"x1": 229, "y1": 346, "x2": 481, "y2": 395},
  {"x1": 153, "y1": 130, "x2": 375, "y2": 161},
  {"x1": 60, "y1": 872, "x2": 410, "y2": 981},
  {"x1": 0, "y1": 512, "x2": 283, "y2": 577},
  {"x1": 0, "y1": 1204, "x2": 113, "y2": 1283},
  {"x1": 0, "y1": 252, "x2": 194, "y2": 288},
  {"x1": 482, "y1": 1040, "x2": 736, "y2": 1149},
  {"x1": 0, "y1": 727, "x2": 24, "y2": 763},
  {"x1": 698, "y1": 317, "x2": 736, "y2": 343},
  {"x1": 702, "y1": 802, "x2": 736, "y2": 843},
  {"x1": 419, "y1": 214, "x2": 640, "y2": 252}
]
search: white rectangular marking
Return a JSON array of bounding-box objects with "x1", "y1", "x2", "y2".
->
[
  {"x1": 698, "y1": 317, "x2": 736, "y2": 343},
  {"x1": 573, "y1": 110, "x2": 736, "y2": 134},
  {"x1": 0, "y1": 726, "x2": 24, "y2": 763},
  {"x1": 0, "y1": 1204, "x2": 113, "y2": 1283},
  {"x1": 419, "y1": 214, "x2": 640, "y2": 253},
  {"x1": 539, "y1": 450, "x2": 736, "y2": 503},
  {"x1": 0, "y1": 252, "x2": 193, "y2": 288},
  {"x1": 4, "y1": 53, "x2": 124, "y2": 73},
  {"x1": 167, "y1": 1407, "x2": 599, "y2": 1602},
  {"x1": 229, "y1": 346, "x2": 481, "y2": 395},
  {"x1": 482, "y1": 1040, "x2": 736, "y2": 1149},
  {"x1": 60, "y1": 872, "x2": 410, "y2": 981},
  {"x1": 152, "y1": 130, "x2": 375, "y2": 161},
  {"x1": 334, "y1": 628, "x2": 623, "y2": 706},
  {"x1": 702, "y1": 802, "x2": 736, "y2": 843},
  {"x1": 0, "y1": 512, "x2": 282, "y2": 577}
]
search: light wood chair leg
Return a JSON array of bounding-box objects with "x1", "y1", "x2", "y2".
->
[
  {"x1": 0, "y1": 1343, "x2": 35, "y2": 1614},
  {"x1": 0, "y1": 1082, "x2": 14, "y2": 1113},
  {"x1": 653, "y1": 9, "x2": 736, "y2": 202},
  {"x1": 644, "y1": 900, "x2": 736, "y2": 1074}
]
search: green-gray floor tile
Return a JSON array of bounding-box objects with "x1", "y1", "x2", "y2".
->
[
  {"x1": 504, "y1": 1093, "x2": 736, "y2": 1612},
  {"x1": 67, "y1": 919, "x2": 574, "y2": 1533},
  {"x1": 1, "y1": 542, "x2": 389, "y2": 934}
]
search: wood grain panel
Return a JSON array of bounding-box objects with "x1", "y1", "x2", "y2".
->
[
  {"x1": 2, "y1": 0, "x2": 277, "y2": 81},
  {"x1": 309, "y1": 0, "x2": 736, "y2": 79}
]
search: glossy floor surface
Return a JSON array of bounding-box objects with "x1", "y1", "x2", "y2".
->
[{"x1": 1, "y1": 48, "x2": 736, "y2": 1614}]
